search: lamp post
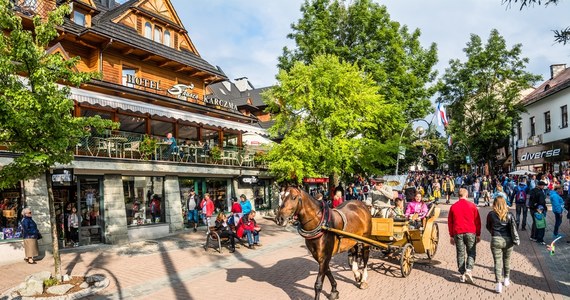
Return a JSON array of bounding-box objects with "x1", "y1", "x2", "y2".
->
[{"x1": 395, "y1": 119, "x2": 432, "y2": 175}]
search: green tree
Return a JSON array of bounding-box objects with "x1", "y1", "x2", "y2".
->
[
  {"x1": 0, "y1": 1, "x2": 115, "y2": 277},
  {"x1": 437, "y1": 29, "x2": 541, "y2": 170},
  {"x1": 504, "y1": 0, "x2": 569, "y2": 45},
  {"x1": 279, "y1": 0, "x2": 438, "y2": 121},
  {"x1": 266, "y1": 54, "x2": 399, "y2": 183}
]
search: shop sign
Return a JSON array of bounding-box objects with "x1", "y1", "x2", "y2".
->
[
  {"x1": 52, "y1": 169, "x2": 73, "y2": 184},
  {"x1": 241, "y1": 176, "x2": 258, "y2": 184},
  {"x1": 125, "y1": 74, "x2": 161, "y2": 90},
  {"x1": 167, "y1": 83, "x2": 200, "y2": 100},
  {"x1": 517, "y1": 142, "x2": 569, "y2": 166},
  {"x1": 204, "y1": 97, "x2": 238, "y2": 111},
  {"x1": 303, "y1": 178, "x2": 329, "y2": 184}
]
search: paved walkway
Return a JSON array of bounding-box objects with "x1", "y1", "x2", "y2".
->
[{"x1": 1, "y1": 197, "x2": 569, "y2": 300}]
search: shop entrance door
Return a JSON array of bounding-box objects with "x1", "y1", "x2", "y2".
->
[{"x1": 76, "y1": 177, "x2": 104, "y2": 245}]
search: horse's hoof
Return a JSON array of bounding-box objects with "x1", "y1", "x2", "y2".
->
[
  {"x1": 359, "y1": 282, "x2": 369, "y2": 290},
  {"x1": 328, "y1": 291, "x2": 339, "y2": 300}
]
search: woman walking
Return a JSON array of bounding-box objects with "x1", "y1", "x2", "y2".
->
[
  {"x1": 21, "y1": 207, "x2": 41, "y2": 264},
  {"x1": 486, "y1": 195, "x2": 520, "y2": 293}
]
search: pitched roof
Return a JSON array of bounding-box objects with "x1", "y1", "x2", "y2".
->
[
  {"x1": 61, "y1": 0, "x2": 226, "y2": 79},
  {"x1": 207, "y1": 81, "x2": 270, "y2": 108},
  {"x1": 522, "y1": 67, "x2": 570, "y2": 106}
]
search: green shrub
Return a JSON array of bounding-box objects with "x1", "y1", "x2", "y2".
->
[{"x1": 44, "y1": 277, "x2": 59, "y2": 288}]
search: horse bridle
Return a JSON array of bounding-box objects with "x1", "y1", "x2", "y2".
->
[{"x1": 287, "y1": 191, "x2": 330, "y2": 240}]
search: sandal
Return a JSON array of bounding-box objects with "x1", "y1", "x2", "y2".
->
[{"x1": 27, "y1": 259, "x2": 36, "y2": 264}]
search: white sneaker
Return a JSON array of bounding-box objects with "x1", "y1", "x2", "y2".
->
[
  {"x1": 465, "y1": 270, "x2": 474, "y2": 283},
  {"x1": 504, "y1": 278, "x2": 510, "y2": 287},
  {"x1": 496, "y1": 282, "x2": 503, "y2": 293},
  {"x1": 459, "y1": 274, "x2": 466, "y2": 283}
]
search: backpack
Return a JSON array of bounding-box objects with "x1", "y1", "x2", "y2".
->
[{"x1": 515, "y1": 188, "x2": 527, "y2": 204}]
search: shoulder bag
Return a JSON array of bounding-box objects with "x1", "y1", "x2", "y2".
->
[{"x1": 508, "y1": 213, "x2": 520, "y2": 246}]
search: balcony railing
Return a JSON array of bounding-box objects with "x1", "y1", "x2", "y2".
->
[
  {"x1": 11, "y1": 0, "x2": 50, "y2": 17},
  {"x1": 73, "y1": 131, "x2": 269, "y2": 168}
]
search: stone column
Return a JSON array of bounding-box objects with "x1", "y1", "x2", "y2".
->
[
  {"x1": 23, "y1": 176, "x2": 51, "y2": 254},
  {"x1": 164, "y1": 176, "x2": 183, "y2": 232},
  {"x1": 103, "y1": 174, "x2": 128, "y2": 245}
]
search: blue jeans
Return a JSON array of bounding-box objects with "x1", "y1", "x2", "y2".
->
[
  {"x1": 473, "y1": 191, "x2": 480, "y2": 205},
  {"x1": 454, "y1": 233, "x2": 477, "y2": 274},
  {"x1": 553, "y1": 212, "x2": 562, "y2": 236},
  {"x1": 187, "y1": 210, "x2": 199, "y2": 225},
  {"x1": 244, "y1": 230, "x2": 259, "y2": 245},
  {"x1": 515, "y1": 204, "x2": 528, "y2": 229}
]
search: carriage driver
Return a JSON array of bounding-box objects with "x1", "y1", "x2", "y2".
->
[{"x1": 366, "y1": 178, "x2": 394, "y2": 217}]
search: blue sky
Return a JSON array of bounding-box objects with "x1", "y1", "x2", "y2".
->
[{"x1": 171, "y1": 0, "x2": 570, "y2": 89}]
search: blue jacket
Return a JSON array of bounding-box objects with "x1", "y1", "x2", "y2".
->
[
  {"x1": 240, "y1": 200, "x2": 252, "y2": 215},
  {"x1": 21, "y1": 216, "x2": 40, "y2": 239},
  {"x1": 549, "y1": 190, "x2": 564, "y2": 214}
]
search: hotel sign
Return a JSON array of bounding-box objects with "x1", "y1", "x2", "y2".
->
[
  {"x1": 125, "y1": 74, "x2": 161, "y2": 90},
  {"x1": 167, "y1": 83, "x2": 200, "y2": 100},
  {"x1": 204, "y1": 97, "x2": 238, "y2": 111}
]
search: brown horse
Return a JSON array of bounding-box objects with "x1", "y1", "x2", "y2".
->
[{"x1": 276, "y1": 186, "x2": 372, "y2": 300}]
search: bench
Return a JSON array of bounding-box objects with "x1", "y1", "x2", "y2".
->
[{"x1": 203, "y1": 225, "x2": 245, "y2": 253}]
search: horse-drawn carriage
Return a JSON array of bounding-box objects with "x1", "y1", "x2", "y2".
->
[
  {"x1": 276, "y1": 186, "x2": 441, "y2": 300},
  {"x1": 323, "y1": 204, "x2": 440, "y2": 277}
]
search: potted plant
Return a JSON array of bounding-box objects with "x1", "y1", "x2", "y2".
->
[
  {"x1": 209, "y1": 145, "x2": 222, "y2": 163},
  {"x1": 139, "y1": 135, "x2": 157, "y2": 160}
]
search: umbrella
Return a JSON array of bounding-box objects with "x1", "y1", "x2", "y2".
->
[{"x1": 508, "y1": 170, "x2": 536, "y2": 175}]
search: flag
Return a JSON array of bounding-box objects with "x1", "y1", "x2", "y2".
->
[
  {"x1": 447, "y1": 135, "x2": 452, "y2": 147},
  {"x1": 437, "y1": 103, "x2": 449, "y2": 127}
]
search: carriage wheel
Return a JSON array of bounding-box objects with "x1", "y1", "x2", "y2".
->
[
  {"x1": 400, "y1": 243, "x2": 414, "y2": 278},
  {"x1": 426, "y1": 223, "x2": 439, "y2": 259}
]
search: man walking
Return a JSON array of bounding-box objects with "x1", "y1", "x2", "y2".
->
[
  {"x1": 529, "y1": 181, "x2": 547, "y2": 241},
  {"x1": 443, "y1": 176, "x2": 455, "y2": 204},
  {"x1": 448, "y1": 188, "x2": 481, "y2": 283}
]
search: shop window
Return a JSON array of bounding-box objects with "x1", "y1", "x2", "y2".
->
[
  {"x1": 154, "y1": 26, "x2": 162, "y2": 43},
  {"x1": 123, "y1": 176, "x2": 164, "y2": 226},
  {"x1": 144, "y1": 22, "x2": 152, "y2": 39},
  {"x1": 73, "y1": 10, "x2": 86, "y2": 26},
  {"x1": 0, "y1": 184, "x2": 23, "y2": 241},
  {"x1": 164, "y1": 30, "x2": 171, "y2": 47},
  {"x1": 122, "y1": 67, "x2": 136, "y2": 88},
  {"x1": 206, "y1": 179, "x2": 229, "y2": 212}
]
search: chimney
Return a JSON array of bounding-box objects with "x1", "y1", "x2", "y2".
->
[
  {"x1": 234, "y1": 77, "x2": 253, "y2": 92},
  {"x1": 550, "y1": 64, "x2": 566, "y2": 79}
]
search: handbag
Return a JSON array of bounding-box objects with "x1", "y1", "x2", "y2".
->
[{"x1": 508, "y1": 213, "x2": 520, "y2": 246}]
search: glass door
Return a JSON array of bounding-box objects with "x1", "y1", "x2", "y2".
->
[{"x1": 77, "y1": 177, "x2": 104, "y2": 245}]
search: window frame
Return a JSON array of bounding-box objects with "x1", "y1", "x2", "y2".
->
[
  {"x1": 154, "y1": 26, "x2": 163, "y2": 43},
  {"x1": 73, "y1": 9, "x2": 86, "y2": 26},
  {"x1": 121, "y1": 66, "x2": 138, "y2": 88},
  {"x1": 562, "y1": 105, "x2": 568, "y2": 129},
  {"x1": 164, "y1": 30, "x2": 171, "y2": 47},
  {"x1": 144, "y1": 22, "x2": 152, "y2": 39},
  {"x1": 544, "y1": 111, "x2": 551, "y2": 133},
  {"x1": 530, "y1": 116, "x2": 536, "y2": 137}
]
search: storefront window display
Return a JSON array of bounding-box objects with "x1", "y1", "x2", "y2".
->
[
  {"x1": 1, "y1": 184, "x2": 23, "y2": 241},
  {"x1": 253, "y1": 180, "x2": 272, "y2": 211},
  {"x1": 123, "y1": 176, "x2": 164, "y2": 226},
  {"x1": 179, "y1": 178, "x2": 231, "y2": 214},
  {"x1": 78, "y1": 177, "x2": 103, "y2": 245}
]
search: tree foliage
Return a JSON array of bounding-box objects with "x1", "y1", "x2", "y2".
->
[
  {"x1": 0, "y1": 0, "x2": 115, "y2": 276},
  {"x1": 503, "y1": 0, "x2": 569, "y2": 45},
  {"x1": 278, "y1": 0, "x2": 438, "y2": 122},
  {"x1": 266, "y1": 54, "x2": 399, "y2": 182},
  {"x1": 437, "y1": 29, "x2": 541, "y2": 167}
]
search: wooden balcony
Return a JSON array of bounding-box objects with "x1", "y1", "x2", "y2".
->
[{"x1": 11, "y1": 0, "x2": 54, "y2": 18}]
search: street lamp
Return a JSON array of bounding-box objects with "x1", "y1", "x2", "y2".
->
[{"x1": 395, "y1": 119, "x2": 432, "y2": 175}]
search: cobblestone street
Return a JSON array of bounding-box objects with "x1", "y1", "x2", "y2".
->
[{"x1": 1, "y1": 197, "x2": 569, "y2": 300}]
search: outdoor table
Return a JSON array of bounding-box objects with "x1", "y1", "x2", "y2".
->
[
  {"x1": 106, "y1": 136, "x2": 128, "y2": 158},
  {"x1": 155, "y1": 142, "x2": 171, "y2": 161}
]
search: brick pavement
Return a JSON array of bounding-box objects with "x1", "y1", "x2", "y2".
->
[{"x1": 0, "y1": 198, "x2": 569, "y2": 300}]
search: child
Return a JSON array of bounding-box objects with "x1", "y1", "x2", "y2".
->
[
  {"x1": 68, "y1": 207, "x2": 81, "y2": 247},
  {"x1": 392, "y1": 198, "x2": 405, "y2": 219},
  {"x1": 534, "y1": 205, "x2": 546, "y2": 245}
]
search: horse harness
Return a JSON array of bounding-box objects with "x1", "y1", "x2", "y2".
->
[{"x1": 297, "y1": 200, "x2": 348, "y2": 242}]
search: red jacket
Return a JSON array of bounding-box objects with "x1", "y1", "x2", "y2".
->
[
  {"x1": 448, "y1": 198, "x2": 481, "y2": 237},
  {"x1": 200, "y1": 198, "x2": 215, "y2": 217},
  {"x1": 231, "y1": 202, "x2": 242, "y2": 214},
  {"x1": 332, "y1": 196, "x2": 343, "y2": 208},
  {"x1": 236, "y1": 216, "x2": 257, "y2": 238}
]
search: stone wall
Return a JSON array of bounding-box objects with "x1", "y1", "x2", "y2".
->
[
  {"x1": 164, "y1": 176, "x2": 183, "y2": 232},
  {"x1": 102, "y1": 174, "x2": 128, "y2": 245},
  {"x1": 23, "y1": 175, "x2": 51, "y2": 254}
]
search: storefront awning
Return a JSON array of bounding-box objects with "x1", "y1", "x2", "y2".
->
[{"x1": 69, "y1": 87, "x2": 268, "y2": 136}]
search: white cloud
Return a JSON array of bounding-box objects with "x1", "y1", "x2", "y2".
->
[{"x1": 171, "y1": 0, "x2": 570, "y2": 88}]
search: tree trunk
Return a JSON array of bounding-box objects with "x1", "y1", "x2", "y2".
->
[{"x1": 45, "y1": 170, "x2": 62, "y2": 279}]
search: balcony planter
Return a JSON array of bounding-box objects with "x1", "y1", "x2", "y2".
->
[
  {"x1": 209, "y1": 146, "x2": 221, "y2": 164},
  {"x1": 139, "y1": 135, "x2": 157, "y2": 160}
]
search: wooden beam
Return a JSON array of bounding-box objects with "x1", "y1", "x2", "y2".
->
[
  {"x1": 158, "y1": 61, "x2": 174, "y2": 68},
  {"x1": 175, "y1": 66, "x2": 190, "y2": 72},
  {"x1": 76, "y1": 39, "x2": 97, "y2": 49},
  {"x1": 142, "y1": 54, "x2": 158, "y2": 62},
  {"x1": 122, "y1": 48, "x2": 135, "y2": 55}
]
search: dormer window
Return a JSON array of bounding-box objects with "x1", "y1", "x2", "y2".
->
[
  {"x1": 73, "y1": 10, "x2": 86, "y2": 26},
  {"x1": 144, "y1": 22, "x2": 152, "y2": 39},
  {"x1": 164, "y1": 30, "x2": 171, "y2": 47},
  {"x1": 154, "y1": 26, "x2": 162, "y2": 43}
]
